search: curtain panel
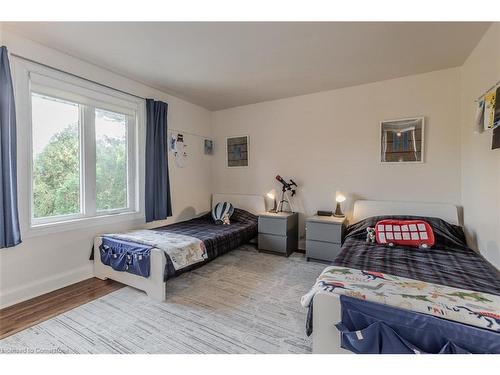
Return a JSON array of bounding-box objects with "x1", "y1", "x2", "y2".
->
[
  {"x1": 145, "y1": 99, "x2": 172, "y2": 222},
  {"x1": 0, "y1": 46, "x2": 21, "y2": 248}
]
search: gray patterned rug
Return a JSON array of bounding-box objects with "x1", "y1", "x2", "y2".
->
[{"x1": 0, "y1": 245, "x2": 325, "y2": 354}]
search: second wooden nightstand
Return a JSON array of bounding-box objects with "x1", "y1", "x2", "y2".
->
[
  {"x1": 258, "y1": 212, "x2": 298, "y2": 256},
  {"x1": 305, "y1": 215, "x2": 346, "y2": 263}
]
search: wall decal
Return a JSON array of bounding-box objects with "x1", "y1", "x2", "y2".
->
[{"x1": 170, "y1": 132, "x2": 187, "y2": 168}]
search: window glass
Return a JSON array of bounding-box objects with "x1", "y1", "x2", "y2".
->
[
  {"x1": 95, "y1": 108, "x2": 128, "y2": 211},
  {"x1": 31, "y1": 93, "x2": 81, "y2": 218}
]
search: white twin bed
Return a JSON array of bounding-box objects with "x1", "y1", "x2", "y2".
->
[
  {"x1": 311, "y1": 199, "x2": 460, "y2": 354},
  {"x1": 93, "y1": 193, "x2": 266, "y2": 301}
]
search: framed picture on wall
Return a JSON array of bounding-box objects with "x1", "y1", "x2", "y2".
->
[
  {"x1": 204, "y1": 139, "x2": 214, "y2": 155},
  {"x1": 226, "y1": 135, "x2": 249, "y2": 167},
  {"x1": 380, "y1": 117, "x2": 425, "y2": 163}
]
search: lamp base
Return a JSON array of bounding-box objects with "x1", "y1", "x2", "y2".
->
[
  {"x1": 267, "y1": 199, "x2": 277, "y2": 213},
  {"x1": 334, "y1": 202, "x2": 344, "y2": 217}
]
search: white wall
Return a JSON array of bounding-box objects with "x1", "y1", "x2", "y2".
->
[
  {"x1": 460, "y1": 23, "x2": 500, "y2": 268},
  {"x1": 211, "y1": 68, "x2": 462, "y2": 246},
  {"x1": 0, "y1": 30, "x2": 213, "y2": 308}
]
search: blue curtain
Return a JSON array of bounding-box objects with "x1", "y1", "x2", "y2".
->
[
  {"x1": 145, "y1": 99, "x2": 172, "y2": 222},
  {"x1": 0, "y1": 46, "x2": 21, "y2": 248}
]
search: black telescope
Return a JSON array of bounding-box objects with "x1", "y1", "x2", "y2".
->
[{"x1": 275, "y1": 175, "x2": 297, "y2": 196}]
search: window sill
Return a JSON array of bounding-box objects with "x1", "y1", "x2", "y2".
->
[{"x1": 22, "y1": 211, "x2": 145, "y2": 239}]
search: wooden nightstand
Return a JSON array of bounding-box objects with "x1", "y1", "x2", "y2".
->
[
  {"x1": 258, "y1": 212, "x2": 298, "y2": 256},
  {"x1": 305, "y1": 215, "x2": 346, "y2": 263}
]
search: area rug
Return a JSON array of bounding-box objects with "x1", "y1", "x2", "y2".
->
[{"x1": 0, "y1": 245, "x2": 325, "y2": 354}]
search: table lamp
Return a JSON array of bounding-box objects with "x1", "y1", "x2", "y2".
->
[{"x1": 334, "y1": 193, "x2": 346, "y2": 217}]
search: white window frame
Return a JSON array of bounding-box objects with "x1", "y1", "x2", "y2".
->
[{"x1": 12, "y1": 58, "x2": 146, "y2": 237}]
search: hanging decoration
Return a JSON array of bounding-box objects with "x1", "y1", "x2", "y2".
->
[
  {"x1": 474, "y1": 80, "x2": 500, "y2": 135},
  {"x1": 474, "y1": 98, "x2": 485, "y2": 134},
  {"x1": 169, "y1": 132, "x2": 188, "y2": 168},
  {"x1": 492, "y1": 86, "x2": 500, "y2": 150},
  {"x1": 483, "y1": 90, "x2": 496, "y2": 130}
]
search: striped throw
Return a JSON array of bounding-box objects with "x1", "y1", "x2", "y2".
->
[{"x1": 212, "y1": 202, "x2": 234, "y2": 224}]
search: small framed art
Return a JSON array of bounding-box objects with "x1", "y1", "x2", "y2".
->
[
  {"x1": 226, "y1": 135, "x2": 249, "y2": 167},
  {"x1": 204, "y1": 139, "x2": 214, "y2": 155},
  {"x1": 380, "y1": 117, "x2": 424, "y2": 163}
]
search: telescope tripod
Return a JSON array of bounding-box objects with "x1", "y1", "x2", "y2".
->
[{"x1": 277, "y1": 189, "x2": 294, "y2": 213}]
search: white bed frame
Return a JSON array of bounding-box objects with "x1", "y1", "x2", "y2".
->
[
  {"x1": 312, "y1": 199, "x2": 459, "y2": 354},
  {"x1": 94, "y1": 193, "x2": 265, "y2": 301}
]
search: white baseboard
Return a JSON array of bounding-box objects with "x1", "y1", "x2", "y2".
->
[{"x1": 0, "y1": 264, "x2": 94, "y2": 309}]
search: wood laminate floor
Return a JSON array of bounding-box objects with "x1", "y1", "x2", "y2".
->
[{"x1": 0, "y1": 278, "x2": 124, "y2": 339}]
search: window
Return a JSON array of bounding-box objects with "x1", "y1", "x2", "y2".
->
[{"x1": 26, "y1": 70, "x2": 142, "y2": 228}]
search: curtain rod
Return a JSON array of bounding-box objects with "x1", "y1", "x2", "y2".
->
[
  {"x1": 475, "y1": 79, "x2": 500, "y2": 102},
  {"x1": 169, "y1": 128, "x2": 211, "y2": 139},
  {"x1": 9, "y1": 53, "x2": 147, "y2": 101}
]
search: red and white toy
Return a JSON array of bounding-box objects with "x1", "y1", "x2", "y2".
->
[{"x1": 374, "y1": 219, "x2": 435, "y2": 249}]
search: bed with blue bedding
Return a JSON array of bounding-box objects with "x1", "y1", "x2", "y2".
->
[
  {"x1": 303, "y1": 215, "x2": 500, "y2": 354},
  {"x1": 98, "y1": 208, "x2": 258, "y2": 281}
]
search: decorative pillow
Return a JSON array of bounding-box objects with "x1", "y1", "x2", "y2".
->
[
  {"x1": 212, "y1": 202, "x2": 234, "y2": 225},
  {"x1": 374, "y1": 219, "x2": 435, "y2": 249}
]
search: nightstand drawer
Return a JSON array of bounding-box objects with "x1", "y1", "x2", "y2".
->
[
  {"x1": 306, "y1": 240, "x2": 342, "y2": 262},
  {"x1": 259, "y1": 216, "x2": 288, "y2": 236},
  {"x1": 259, "y1": 234, "x2": 288, "y2": 254},
  {"x1": 258, "y1": 212, "x2": 298, "y2": 257},
  {"x1": 306, "y1": 222, "x2": 342, "y2": 243}
]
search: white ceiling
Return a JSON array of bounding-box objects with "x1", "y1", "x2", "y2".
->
[{"x1": 5, "y1": 22, "x2": 490, "y2": 110}]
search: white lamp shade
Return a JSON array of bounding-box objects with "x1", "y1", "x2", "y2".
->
[{"x1": 266, "y1": 189, "x2": 277, "y2": 212}]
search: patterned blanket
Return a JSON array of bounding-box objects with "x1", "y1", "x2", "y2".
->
[
  {"x1": 105, "y1": 230, "x2": 207, "y2": 271},
  {"x1": 155, "y1": 209, "x2": 258, "y2": 280},
  {"x1": 301, "y1": 266, "x2": 500, "y2": 332}
]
